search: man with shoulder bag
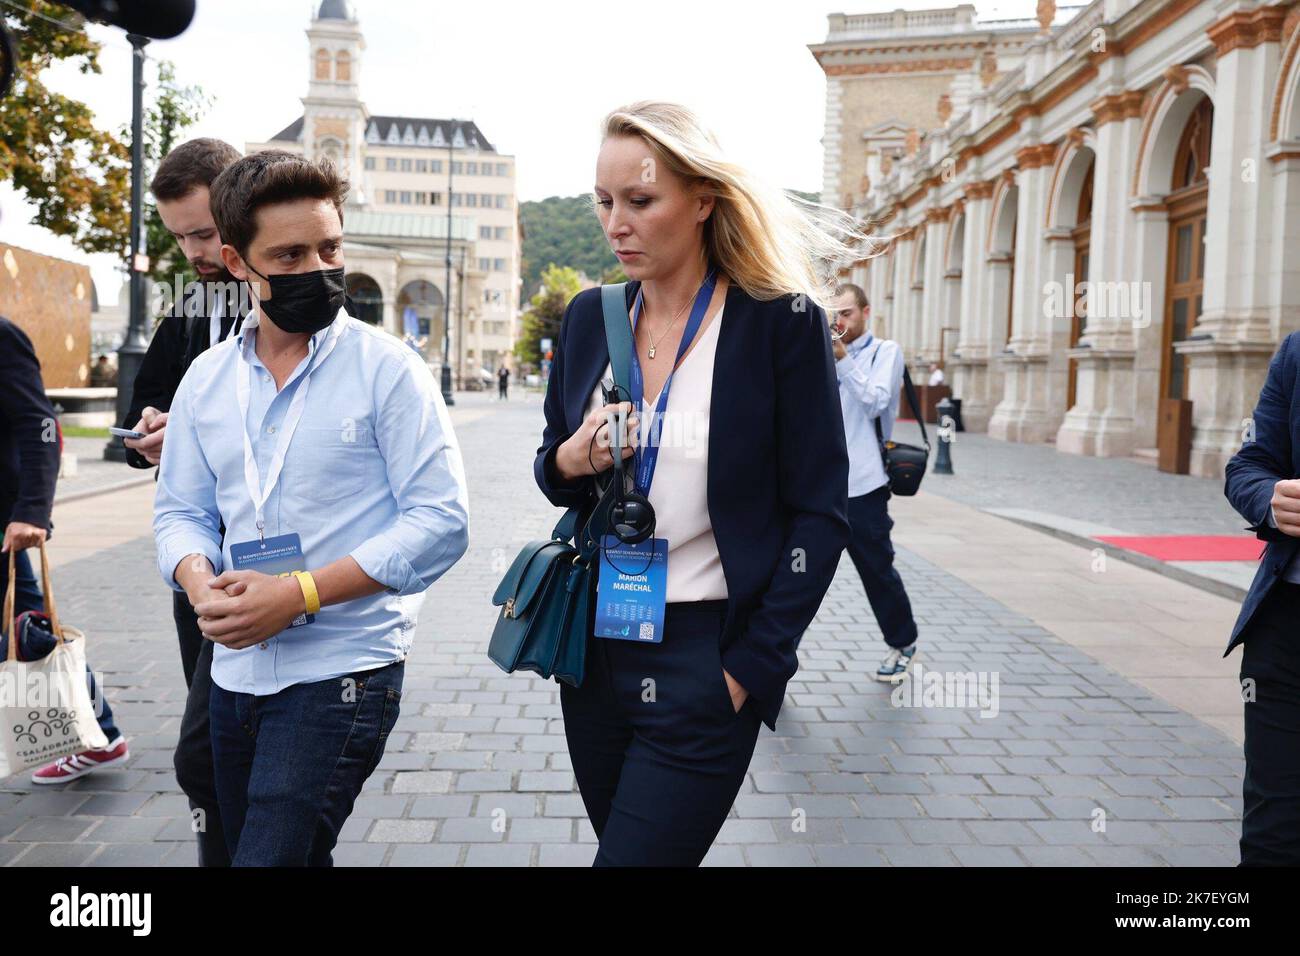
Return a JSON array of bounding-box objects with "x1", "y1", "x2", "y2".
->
[{"x1": 829, "y1": 283, "x2": 922, "y2": 683}]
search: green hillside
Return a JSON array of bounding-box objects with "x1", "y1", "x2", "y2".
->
[
  {"x1": 518, "y1": 188, "x2": 823, "y2": 306},
  {"x1": 518, "y1": 195, "x2": 618, "y2": 304}
]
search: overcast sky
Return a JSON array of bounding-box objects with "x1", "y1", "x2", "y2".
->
[{"x1": 1, "y1": 0, "x2": 1043, "y2": 305}]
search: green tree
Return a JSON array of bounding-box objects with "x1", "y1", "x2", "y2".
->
[
  {"x1": 518, "y1": 194, "x2": 617, "y2": 306},
  {"x1": 600, "y1": 262, "x2": 628, "y2": 284},
  {"x1": 0, "y1": 1, "x2": 129, "y2": 254},
  {"x1": 137, "y1": 60, "x2": 210, "y2": 285},
  {"x1": 514, "y1": 263, "x2": 582, "y2": 372}
]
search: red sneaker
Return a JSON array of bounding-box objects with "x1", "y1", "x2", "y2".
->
[{"x1": 30, "y1": 738, "x2": 130, "y2": 785}]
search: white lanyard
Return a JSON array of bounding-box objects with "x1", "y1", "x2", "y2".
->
[
  {"x1": 235, "y1": 316, "x2": 345, "y2": 539},
  {"x1": 209, "y1": 292, "x2": 226, "y2": 349}
]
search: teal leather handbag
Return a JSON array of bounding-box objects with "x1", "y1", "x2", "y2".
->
[{"x1": 487, "y1": 283, "x2": 633, "y2": 686}]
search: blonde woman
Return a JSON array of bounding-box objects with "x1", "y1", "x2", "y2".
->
[{"x1": 534, "y1": 102, "x2": 862, "y2": 866}]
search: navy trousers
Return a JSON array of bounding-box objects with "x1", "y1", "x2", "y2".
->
[
  {"x1": 1239, "y1": 581, "x2": 1300, "y2": 865},
  {"x1": 845, "y1": 486, "x2": 917, "y2": 650},
  {"x1": 209, "y1": 659, "x2": 403, "y2": 866},
  {"x1": 560, "y1": 599, "x2": 762, "y2": 867}
]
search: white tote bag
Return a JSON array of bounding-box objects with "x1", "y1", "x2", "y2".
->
[{"x1": 0, "y1": 543, "x2": 108, "y2": 777}]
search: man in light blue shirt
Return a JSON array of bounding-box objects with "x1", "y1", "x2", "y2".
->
[
  {"x1": 830, "y1": 283, "x2": 919, "y2": 683},
  {"x1": 154, "y1": 150, "x2": 469, "y2": 865}
]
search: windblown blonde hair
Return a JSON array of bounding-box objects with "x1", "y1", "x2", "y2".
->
[{"x1": 601, "y1": 101, "x2": 883, "y2": 309}]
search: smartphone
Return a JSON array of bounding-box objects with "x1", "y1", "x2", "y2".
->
[{"x1": 109, "y1": 426, "x2": 147, "y2": 441}]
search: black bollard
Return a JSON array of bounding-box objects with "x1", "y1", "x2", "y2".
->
[{"x1": 934, "y1": 397, "x2": 955, "y2": 475}]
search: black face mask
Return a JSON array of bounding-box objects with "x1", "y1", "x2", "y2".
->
[{"x1": 248, "y1": 265, "x2": 347, "y2": 335}]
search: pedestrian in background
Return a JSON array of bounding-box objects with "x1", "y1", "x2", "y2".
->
[{"x1": 827, "y1": 284, "x2": 920, "y2": 683}]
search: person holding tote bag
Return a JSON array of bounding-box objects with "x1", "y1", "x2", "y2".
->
[
  {"x1": 532, "y1": 101, "x2": 867, "y2": 866},
  {"x1": 1, "y1": 542, "x2": 109, "y2": 777}
]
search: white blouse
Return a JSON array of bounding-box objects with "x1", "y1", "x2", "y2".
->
[{"x1": 584, "y1": 303, "x2": 728, "y2": 603}]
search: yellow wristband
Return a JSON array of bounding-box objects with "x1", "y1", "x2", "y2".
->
[{"x1": 292, "y1": 571, "x2": 321, "y2": 614}]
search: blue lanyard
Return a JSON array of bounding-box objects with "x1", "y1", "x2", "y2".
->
[{"x1": 628, "y1": 270, "x2": 717, "y2": 496}]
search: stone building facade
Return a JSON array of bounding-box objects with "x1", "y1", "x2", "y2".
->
[
  {"x1": 820, "y1": 0, "x2": 1300, "y2": 478},
  {"x1": 246, "y1": 0, "x2": 522, "y2": 383}
]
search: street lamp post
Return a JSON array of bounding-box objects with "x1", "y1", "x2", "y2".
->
[
  {"x1": 104, "y1": 34, "x2": 151, "y2": 462},
  {"x1": 441, "y1": 134, "x2": 455, "y2": 406},
  {"x1": 457, "y1": 246, "x2": 466, "y2": 390}
]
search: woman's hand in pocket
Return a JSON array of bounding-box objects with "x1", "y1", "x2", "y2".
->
[{"x1": 723, "y1": 669, "x2": 748, "y2": 714}]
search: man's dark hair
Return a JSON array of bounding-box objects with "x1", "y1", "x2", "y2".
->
[
  {"x1": 150, "y1": 138, "x2": 241, "y2": 202},
  {"x1": 209, "y1": 149, "x2": 349, "y2": 259},
  {"x1": 833, "y1": 282, "x2": 870, "y2": 309}
]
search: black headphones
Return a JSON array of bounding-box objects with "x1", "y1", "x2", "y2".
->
[{"x1": 600, "y1": 382, "x2": 656, "y2": 546}]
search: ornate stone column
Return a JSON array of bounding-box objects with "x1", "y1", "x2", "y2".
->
[
  {"x1": 953, "y1": 182, "x2": 994, "y2": 430},
  {"x1": 1179, "y1": 5, "x2": 1289, "y2": 477},
  {"x1": 989, "y1": 142, "x2": 1056, "y2": 442},
  {"x1": 921, "y1": 204, "x2": 950, "y2": 362},
  {"x1": 1056, "y1": 89, "x2": 1144, "y2": 456}
]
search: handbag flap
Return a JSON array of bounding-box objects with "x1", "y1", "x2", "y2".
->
[{"x1": 491, "y1": 539, "x2": 574, "y2": 611}]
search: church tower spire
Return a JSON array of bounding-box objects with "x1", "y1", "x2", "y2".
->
[{"x1": 302, "y1": 0, "x2": 367, "y2": 203}]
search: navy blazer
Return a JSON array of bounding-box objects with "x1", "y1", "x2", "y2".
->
[
  {"x1": 0, "y1": 318, "x2": 60, "y2": 535},
  {"x1": 533, "y1": 280, "x2": 851, "y2": 730},
  {"x1": 1224, "y1": 331, "x2": 1300, "y2": 653}
]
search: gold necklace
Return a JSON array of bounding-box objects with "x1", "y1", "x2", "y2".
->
[{"x1": 641, "y1": 285, "x2": 698, "y2": 360}]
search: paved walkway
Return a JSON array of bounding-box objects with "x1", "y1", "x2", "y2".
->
[
  {"x1": 54, "y1": 436, "x2": 155, "y2": 504},
  {"x1": 0, "y1": 392, "x2": 1243, "y2": 866},
  {"x1": 893, "y1": 420, "x2": 1260, "y2": 597}
]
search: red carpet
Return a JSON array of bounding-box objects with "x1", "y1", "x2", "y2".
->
[{"x1": 1094, "y1": 535, "x2": 1264, "y2": 562}]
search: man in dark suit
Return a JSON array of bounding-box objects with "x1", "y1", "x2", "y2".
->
[
  {"x1": 0, "y1": 318, "x2": 60, "y2": 613},
  {"x1": 1224, "y1": 331, "x2": 1300, "y2": 865},
  {"x1": 118, "y1": 137, "x2": 242, "y2": 867}
]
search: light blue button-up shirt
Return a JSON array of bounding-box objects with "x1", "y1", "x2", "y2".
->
[
  {"x1": 836, "y1": 331, "x2": 904, "y2": 497},
  {"x1": 153, "y1": 309, "x2": 470, "y2": 695}
]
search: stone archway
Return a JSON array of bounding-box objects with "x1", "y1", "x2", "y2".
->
[
  {"x1": 1127, "y1": 76, "x2": 1218, "y2": 469},
  {"x1": 397, "y1": 279, "x2": 445, "y2": 360},
  {"x1": 346, "y1": 273, "x2": 383, "y2": 326},
  {"x1": 1042, "y1": 138, "x2": 1096, "y2": 418}
]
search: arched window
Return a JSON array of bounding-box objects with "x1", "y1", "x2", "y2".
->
[
  {"x1": 1172, "y1": 97, "x2": 1212, "y2": 192},
  {"x1": 336, "y1": 50, "x2": 351, "y2": 82},
  {"x1": 314, "y1": 48, "x2": 331, "y2": 81}
]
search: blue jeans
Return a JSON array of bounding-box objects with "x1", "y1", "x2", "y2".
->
[
  {"x1": 209, "y1": 659, "x2": 403, "y2": 866},
  {"x1": 2, "y1": 549, "x2": 121, "y2": 743}
]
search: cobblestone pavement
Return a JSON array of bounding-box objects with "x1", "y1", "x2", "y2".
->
[
  {"x1": 0, "y1": 392, "x2": 1242, "y2": 866},
  {"x1": 891, "y1": 420, "x2": 1245, "y2": 537},
  {"x1": 55, "y1": 436, "x2": 154, "y2": 503}
]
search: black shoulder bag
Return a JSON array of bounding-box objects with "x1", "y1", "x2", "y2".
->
[{"x1": 868, "y1": 343, "x2": 930, "y2": 496}]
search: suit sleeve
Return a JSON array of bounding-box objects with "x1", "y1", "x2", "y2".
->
[
  {"x1": 721, "y1": 299, "x2": 852, "y2": 730},
  {"x1": 1225, "y1": 333, "x2": 1296, "y2": 543},
  {"x1": 0, "y1": 323, "x2": 61, "y2": 532},
  {"x1": 533, "y1": 294, "x2": 593, "y2": 510},
  {"x1": 123, "y1": 317, "x2": 190, "y2": 470}
]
